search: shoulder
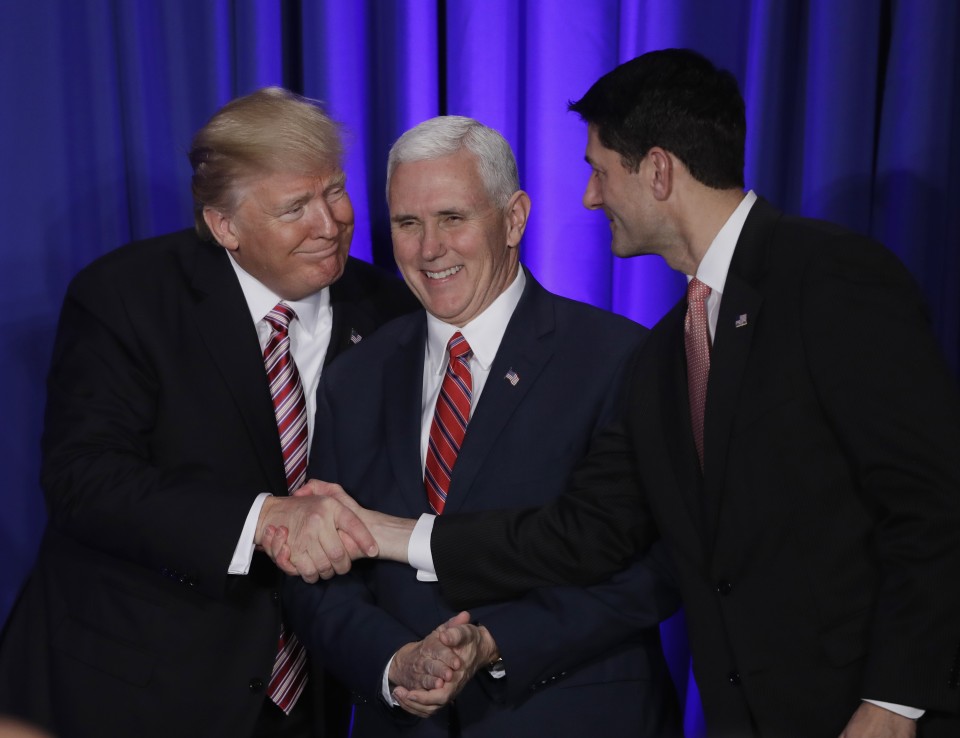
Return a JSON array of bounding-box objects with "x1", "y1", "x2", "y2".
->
[
  {"x1": 540, "y1": 287, "x2": 647, "y2": 350},
  {"x1": 324, "y1": 309, "x2": 423, "y2": 381},
  {"x1": 67, "y1": 228, "x2": 212, "y2": 299},
  {"x1": 335, "y1": 257, "x2": 420, "y2": 315}
]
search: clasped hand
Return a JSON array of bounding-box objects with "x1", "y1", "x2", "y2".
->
[{"x1": 389, "y1": 612, "x2": 500, "y2": 718}]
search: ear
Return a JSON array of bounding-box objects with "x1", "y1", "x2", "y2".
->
[
  {"x1": 646, "y1": 147, "x2": 673, "y2": 201},
  {"x1": 203, "y1": 207, "x2": 240, "y2": 251},
  {"x1": 504, "y1": 190, "x2": 531, "y2": 249}
]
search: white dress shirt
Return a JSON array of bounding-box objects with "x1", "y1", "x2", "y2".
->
[{"x1": 225, "y1": 254, "x2": 333, "y2": 575}]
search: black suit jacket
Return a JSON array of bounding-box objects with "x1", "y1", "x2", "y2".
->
[
  {"x1": 432, "y1": 199, "x2": 960, "y2": 737},
  {"x1": 286, "y1": 272, "x2": 681, "y2": 737},
  {"x1": 0, "y1": 229, "x2": 418, "y2": 738}
]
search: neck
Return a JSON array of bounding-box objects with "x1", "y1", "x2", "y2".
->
[{"x1": 668, "y1": 186, "x2": 745, "y2": 275}]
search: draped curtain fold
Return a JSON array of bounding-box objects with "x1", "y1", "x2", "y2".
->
[{"x1": 2, "y1": 2, "x2": 957, "y2": 733}]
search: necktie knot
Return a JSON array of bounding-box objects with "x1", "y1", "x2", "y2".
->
[
  {"x1": 448, "y1": 332, "x2": 472, "y2": 361},
  {"x1": 687, "y1": 277, "x2": 711, "y2": 304},
  {"x1": 264, "y1": 303, "x2": 296, "y2": 334}
]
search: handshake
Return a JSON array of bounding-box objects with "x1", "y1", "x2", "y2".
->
[
  {"x1": 254, "y1": 480, "x2": 498, "y2": 716},
  {"x1": 254, "y1": 479, "x2": 413, "y2": 581}
]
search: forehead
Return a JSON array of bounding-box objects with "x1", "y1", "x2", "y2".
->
[
  {"x1": 389, "y1": 150, "x2": 488, "y2": 207},
  {"x1": 584, "y1": 125, "x2": 616, "y2": 164},
  {"x1": 244, "y1": 167, "x2": 344, "y2": 200}
]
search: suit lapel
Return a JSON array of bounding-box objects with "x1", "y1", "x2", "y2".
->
[
  {"x1": 188, "y1": 243, "x2": 287, "y2": 493},
  {"x1": 383, "y1": 314, "x2": 432, "y2": 515},
  {"x1": 442, "y1": 273, "x2": 554, "y2": 516},
  {"x1": 327, "y1": 258, "x2": 378, "y2": 366},
  {"x1": 702, "y1": 198, "x2": 777, "y2": 545}
]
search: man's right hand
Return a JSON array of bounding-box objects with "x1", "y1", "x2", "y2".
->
[
  {"x1": 255, "y1": 480, "x2": 377, "y2": 582},
  {"x1": 261, "y1": 480, "x2": 418, "y2": 580}
]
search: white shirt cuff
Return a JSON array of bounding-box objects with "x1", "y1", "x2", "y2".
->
[
  {"x1": 228, "y1": 492, "x2": 271, "y2": 574},
  {"x1": 382, "y1": 654, "x2": 400, "y2": 705},
  {"x1": 864, "y1": 699, "x2": 924, "y2": 720},
  {"x1": 410, "y1": 513, "x2": 438, "y2": 581}
]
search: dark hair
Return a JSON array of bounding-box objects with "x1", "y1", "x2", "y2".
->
[{"x1": 569, "y1": 48, "x2": 745, "y2": 189}]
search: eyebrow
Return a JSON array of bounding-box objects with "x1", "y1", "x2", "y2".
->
[
  {"x1": 325, "y1": 172, "x2": 346, "y2": 192},
  {"x1": 272, "y1": 193, "x2": 311, "y2": 213}
]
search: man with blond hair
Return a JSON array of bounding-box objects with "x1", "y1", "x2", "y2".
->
[{"x1": 0, "y1": 88, "x2": 415, "y2": 738}]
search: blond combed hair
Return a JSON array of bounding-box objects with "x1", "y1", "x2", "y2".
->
[{"x1": 189, "y1": 87, "x2": 344, "y2": 239}]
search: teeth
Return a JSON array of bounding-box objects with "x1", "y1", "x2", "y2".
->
[{"x1": 425, "y1": 265, "x2": 462, "y2": 279}]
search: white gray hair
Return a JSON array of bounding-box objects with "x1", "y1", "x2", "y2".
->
[{"x1": 386, "y1": 116, "x2": 519, "y2": 208}]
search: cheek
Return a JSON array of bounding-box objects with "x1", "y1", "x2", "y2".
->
[{"x1": 334, "y1": 198, "x2": 355, "y2": 226}]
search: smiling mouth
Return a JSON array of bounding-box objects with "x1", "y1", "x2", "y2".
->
[{"x1": 425, "y1": 265, "x2": 463, "y2": 279}]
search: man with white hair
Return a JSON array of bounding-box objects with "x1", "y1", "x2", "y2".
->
[{"x1": 283, "y1": 116, "x2": 681, "y2": 737}]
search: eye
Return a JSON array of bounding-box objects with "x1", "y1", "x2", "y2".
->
[
  {"x1": 279, "y1": 204, "x2": 304, "y2": 220},
  {"x1": 440, "y1": 214, "x2": 463, "y2": 228},
  {"x1": 326, "y1": 186, "x2": 346, "y2": 202},
  {"x1": 393, "y1": 218, "x2": 419, "y2": 231}
]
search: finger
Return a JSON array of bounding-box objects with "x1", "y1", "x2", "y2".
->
[
  {"x1": 396, "y1": 683, "x2": 453, "y2": 707},
  {"x1": 337, "y1": 530, "x2": 367, "y2": 561},
  {"x1": 438, "y1": 624, "x2": 475, "y2": 648},
  {"x1": 444, "y1": 611, "x2": 472, "y2": 627},
  {"x1": 262, "y1": 525, "x2": 283, "y2": 558},
  {"x1": 331, "y1": 501, "x2": 378, "y2": 558},
  {"x1": 399, "y1": 685, "x2": 458, "y2": 709},
  {"x1": 298, "y1": 499, "x2": 351, "y2": 575},
  {"x1": 393, "y1": 692, "x2": 438, "y2": 719},
  {"x1": 275, "y1": 543, "x2": 294, "y2": 573}
]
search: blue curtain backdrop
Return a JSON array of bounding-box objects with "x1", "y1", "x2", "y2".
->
[{"x1": 2, "y1": 1, "x2": 958, "y2": 734}]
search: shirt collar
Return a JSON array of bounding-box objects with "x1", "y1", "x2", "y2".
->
[
  {"x1": 227, "y1": 253, "x2": 329, "y2": 334},
  {"x1": 425, "y1": 267, "x2": 526, "y2": 374},
  {"x1": 691, "y1": 190, "x2": 758, "y2": 294}
]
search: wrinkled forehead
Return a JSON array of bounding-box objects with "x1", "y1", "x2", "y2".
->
[{"x1": 232, "y1": 163, "x2": 346, "y2": 208}]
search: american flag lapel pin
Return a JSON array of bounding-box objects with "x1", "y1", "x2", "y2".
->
[
  {"x1": 350, "y1": 329, "x2": 362, "y2": 344},
  {"x1": 504, "y1": 368, "x2": 520, "y2": 386},
  {"x1": 735, "y1": 314, "x2": 748, "y2": 328}
]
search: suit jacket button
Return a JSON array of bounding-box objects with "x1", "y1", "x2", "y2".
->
[
  {"x1": 728, "y1": 670, "x2": 741, "y2": 686},
  {"x1": 249, "y1": 678, "x2": 264, "y2": 692},
  {"x1": 272, "y1": 591, "x2": 281, "y2": 603},
  {"x1": 716, "y1": 580, "x2": 733, "y2": 596}
]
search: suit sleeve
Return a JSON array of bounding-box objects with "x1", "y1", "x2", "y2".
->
[
  {"x1": 801, "y1": 237, "x2": 960, "y2": 712},
  {"x1": 433, "y1": 350, "x2": 657, "y2": 609},
  {"x1": 40, "y1": 267, "x2": 258, "y2": 599},
  {"x1": 476, "y1": 541, "x2": 679, "y2": 701}
]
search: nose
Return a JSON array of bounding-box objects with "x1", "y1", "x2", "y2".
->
[
  {"x1": 582, "y1": 173, "x2": 602, "y2": 210},
  {"x1": 420, "y1": 222, "x2": 445, "y2": 260},
  {"x1": 308, "y1": 199, "x2": 339, "y2": 239}
]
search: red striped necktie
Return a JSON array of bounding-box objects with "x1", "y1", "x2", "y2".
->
[
  {"x1": 425, "y1": 332, "x2": 473, "y2": 514},
  {"x1": 262, "y1": 302, "x2": 308, "y2": 713}
]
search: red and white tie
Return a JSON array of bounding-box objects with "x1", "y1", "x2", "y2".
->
[
  {"x1": 262, "y1": 303, "x2": 308, "y2": 713},
  {"x1": 684, "y1": 278, "x2": 712, "y2": 469},
  {"x1": 424, "y1": 332, "x2": 473, "y2": 514}
]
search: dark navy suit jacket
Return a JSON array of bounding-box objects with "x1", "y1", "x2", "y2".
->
[{"x1": 286, "y1": 271, "x2": 681, "y2": 737}]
